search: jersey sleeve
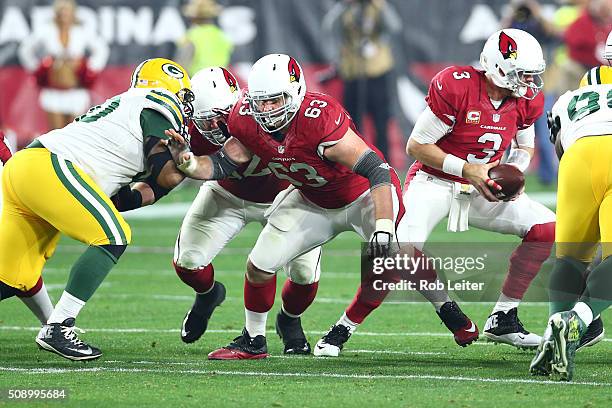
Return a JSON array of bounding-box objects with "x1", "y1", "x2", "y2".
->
[
  {"x1": 517, "y1": 91, "x2": 544, "y2": 130},
  {"x1": 141, "y1": 88, "x2": 185, "y2": 132},
  {"x1": 315, "y1": 95, "x2": 350, "y2": 151},
  {"x1": 140, "y1": 109, "x2": 173, "y2": 140},
  {"x1": 425, "y1": 67, "x2": 464, "y2": 126},
  {"x1": 0, "y1": 133, "x2": 12, "y2": 164}
]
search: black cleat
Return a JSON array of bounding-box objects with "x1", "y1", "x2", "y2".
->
[
  {"x1": 275, "y1": 310, "x2": 311, "y2": 355},
  {"x1": 36, "y1": 318, "x2": 102, "y2": 361},
  {"x1": 437, "y1": 301, "x2": 479, "y2": 347},
  {"x1": 578, "y1": 316, "x2": 605, "y2": 350},
  {"x1": 484, "y1": 308, "x2": 541, "y2": 349},
  {"x1": 208, "y1": 328, "x2": 269, "y2": 359},
  {"x1": 314, "y1": 324, "x2": 352, "y2": 357},
  {"x1": 181, "y1": 281, "x2": 226, "y2": 343}
]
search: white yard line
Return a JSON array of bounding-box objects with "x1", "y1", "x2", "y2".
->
[
  {"x1": 0, "y1": 366, "x2": 605, "y2": 387},
  {"x1": 0, "y1": 325, "x2": 609, "y2": 343}
]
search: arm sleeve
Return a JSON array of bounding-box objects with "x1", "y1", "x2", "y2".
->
[
  {"x1": 512, "y1": 125, "x2": 536, "y2": 149},
  {"x1": 409, "y1": 106, "x2": 452, "y2": 144}
]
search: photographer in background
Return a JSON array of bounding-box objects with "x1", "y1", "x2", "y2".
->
[{"x1": 18, "y1": 0, "x2": 109, "y2": 131}]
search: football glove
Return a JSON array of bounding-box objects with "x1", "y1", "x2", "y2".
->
[{"x1": 368, "y1": 219, "x2": 395, "y2": 259}]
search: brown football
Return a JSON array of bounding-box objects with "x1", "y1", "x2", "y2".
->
[{"x1": 488, "y1": 164, "x2": 525, "y2": 201}]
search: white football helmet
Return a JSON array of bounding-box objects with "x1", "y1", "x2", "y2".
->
[
  {"x1": 604, "y1": 30, "x2": 612, "y2": 65},
  {"x1": 190, "y1": 67, "x2": 241, "y2": 146},
  {"x1": 247, "y1": 54, "x2": 306, "y2": 133},
  {"x1": 480, "y1": 29, "x2": 545, "y2": 100}
]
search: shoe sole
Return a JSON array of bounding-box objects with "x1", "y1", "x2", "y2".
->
[
  {"x1": 180, "y1": 283, "x2": 227, "y2": 344},
  {"x1": 484, "y1": 332, "x2": 539, "y2": 350},
  {"x1": 36, "y1": 338, "x2": 102, "y2": 362},
  {"x1": 529, "y1": 341, "x2": 553, "y2": 376},
  {"x1": 550, "y1": 315, "x2": 570, "y2": 381},
  {"x1": 313, "y1": 344, "x2": 340, "y2": 357}
]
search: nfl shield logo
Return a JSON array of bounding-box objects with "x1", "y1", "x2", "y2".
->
[
  {"x1": 278, "y1": 145, "x2": 285, "y2": 154},
  {"x1": 492, "y1": 114, "x2": 501, "y2": 123}
]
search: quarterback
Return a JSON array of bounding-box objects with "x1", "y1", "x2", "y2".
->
[
  {"x1": 173, "y1": 67, "x2": 321, "y2": 354},
  {"x1": 0, "y1": 58, "x2": 192, "y2": 361},
  {"x1": 530, "y1": 36, "x2": 612, "y2": 381},
  {"x1": 401, "y1": 29, "x2": 557, "y2": 349}
]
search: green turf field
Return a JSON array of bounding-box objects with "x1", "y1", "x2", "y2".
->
[{"x1": 1, "y1": 181, "x2": 610, "y2": 407}]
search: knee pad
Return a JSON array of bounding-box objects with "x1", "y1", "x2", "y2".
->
[{"x1": 175, "y1": 249, "x2": 210, "y2": 270}]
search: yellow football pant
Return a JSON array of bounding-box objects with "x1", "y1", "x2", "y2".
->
[
  {"x1": 556, "y1": 135, "x2": 612, "y2": 262},
  {"x1": 0, "y1": 148, "x2": 131, "y2": 291}
]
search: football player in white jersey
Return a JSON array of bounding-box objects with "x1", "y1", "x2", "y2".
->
[
  {"x1": 0, "y1": 58, "x2": 192, "y2": 361},
  {"x1": 530, "y1": 54, "x2": 612, "y2": 381}
]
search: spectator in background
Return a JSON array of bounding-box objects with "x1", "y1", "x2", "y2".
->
[
  {"x1": 564, "y1": 0, "x2": 612, "y2": 71},
  {"x1": 18, "y1": 0, "x2": 109, "y2": 131},
  {"x1": 502, "y1": 0, "x2": 565, "y2": 185},
  {"x1": 175, "y1": 0, "x2": 233, "y2": 75},
  {"x1": 322, "y1": 0, "x2": 401, "y2": 161}
]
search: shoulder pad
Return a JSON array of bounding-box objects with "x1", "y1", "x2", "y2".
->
[{"x1": 141, "y1": 88, "x2": 185, "y2": 131}]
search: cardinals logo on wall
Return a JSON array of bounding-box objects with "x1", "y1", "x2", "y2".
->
[
  {"x1": 221, "y1": 67, "x2": 238, "y2": 93},
  {"x1": 288, "y1": 57, "x2": 301, "y2": 83},
  {"x1": 499, "y1": 31, "x2": 518, "y2": 60}
]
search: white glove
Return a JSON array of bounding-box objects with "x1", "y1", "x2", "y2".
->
[{"x1": 368, "y1": 218, "x2": 395, "y2": 259}]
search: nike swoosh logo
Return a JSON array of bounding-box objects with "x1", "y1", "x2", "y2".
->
[
  {"x1": 67, "y1": 347, "x2": 93, "y2": 355},
  {"x1": 316, "y1": 344, "x2": 326, "y2": 349},
  {"x1": 436, "y1": 80, "x2": 443, "y2": 90},
  {"x1": 465, "y1": 322, "x2": 477, "y2": 333},
  {"x1": 518, "y1": 334, "x2": 526, "y2": 340},
  {"x1": 335, "y1": 114, "x2": 342, "y2": 125}
]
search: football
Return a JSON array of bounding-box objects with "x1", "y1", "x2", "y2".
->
[{"x1": 488, "y1": 164, "x2": 525, "y2": 201}]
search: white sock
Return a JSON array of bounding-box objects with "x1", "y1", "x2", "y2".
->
[
  {"x1": 492, "y1": 293, "x2": 520, "y2": 313},
  {"x1": 572, "y1": 302, "x2": 594, "y2": 326},
  {"x1": 19, "y1": 283, "x2": 54, "y2": 325},
  {"x1": 47, "y1": 291, "x2": 85, "y2": 324},
  {"x1": 245, "y1": 308, "x2": 268, "y2": 337},
  {"x1": 337, "y1": 313, "x2": 358, "y2": 334}
]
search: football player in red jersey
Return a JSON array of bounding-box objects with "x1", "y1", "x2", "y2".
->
[
  {"x1": 402, "y1": 29, "x2": 556, "y2": 349},
  {"x1": 0, "y1": 132, "x2": 55, "y2": 327},
  {"x1": 171, "y1": 67, "x2": 321, "y2": 355},
  {"x1": 166, "y1": 54, "x2": 478, "y2": 359}
]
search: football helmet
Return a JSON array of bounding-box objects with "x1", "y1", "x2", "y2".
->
[
  {"x1": 130, "y1": 58, "x2": 195, "y2": 117},
  {"x1": 190, "y1": 67, "x2": 241, "y2": 146},
  {"x1": 480, "y1": 29, "x2": 545, "y2": 100},
  {"x1": 247, "y1": 54, "x2": 306, "y2": 133}
]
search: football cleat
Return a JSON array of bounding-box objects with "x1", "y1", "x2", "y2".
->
[
  {"x1": 35, "y1": 318, "x2": 102, "y2": 361},
  {"x1": 483, "y1": 308, "x2": 541, "y2": 349},
  {"x1": 577, "y1": 316, "x2": 604, "y2": 350},
  {"x1": 181, "y1": 281, "x2": 226, "y2": 344},
  {"x1": 437, "y1": 301, "x2": 479, "y2": 347},
  {"x1": 529, "y1": 325, "x2": 554, "y2": 376},
  {"x1": 550, "y1": 311, "x2": 587, "y2": 381},
  {"x1": 275, "y1": 310, "x2": 311, "y2": 355},
  {"x1": 207, "y1": 328, "x2": 269, "y2": 360},
  {"x1": 313, "y1": 324, "x2": 351, "y2": 357}
]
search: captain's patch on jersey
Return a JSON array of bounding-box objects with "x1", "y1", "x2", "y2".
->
[{"x1": 466, "y1": 110, "x2": 481, "y2": 124}]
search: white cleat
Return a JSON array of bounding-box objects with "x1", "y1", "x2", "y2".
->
[
  {"x1": 313, "y1": 324, "x2": 351, "y2": 357},
  {"x1": 483, "y1": 308, "x2": 541, "y2": 349}
]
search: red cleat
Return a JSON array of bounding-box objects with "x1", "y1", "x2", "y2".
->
[
  {"x1": 437, "y1": 301, "x2": 479, "y2": 347},
  {"x1": 208, "y1": 328, "x2": 269, "y2": 360}
]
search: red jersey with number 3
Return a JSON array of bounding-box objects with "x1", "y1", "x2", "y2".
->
[
  {"x1": 189, "y1": 124, "x2": 289, "y2": 203},
  {"x1": 227, "y1": 91, "x2": 386, "y2": 209},
  {"x1": 415, "y1": 65, "x2": 543, "y2": 183}
]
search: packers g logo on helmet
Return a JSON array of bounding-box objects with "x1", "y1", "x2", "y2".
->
[{"x1": 131, "y1": 58, "x2": 191, "y2": 96}]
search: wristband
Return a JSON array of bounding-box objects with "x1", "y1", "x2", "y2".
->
[
  {"x1": 375, "y1": 218, "x2": 395, "y2": 234},
  {"x1": 177, "y1": 152, "x2": 197, "y2": 175},
  {"x1": 442, "y1": 154, "x2": 466, "y2": 177}
]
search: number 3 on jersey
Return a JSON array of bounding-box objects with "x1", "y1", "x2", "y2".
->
[{"x1": 467, "y1": 132, "x2": 502, "y2": 163}]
